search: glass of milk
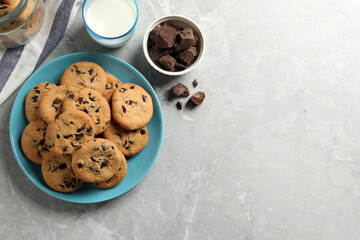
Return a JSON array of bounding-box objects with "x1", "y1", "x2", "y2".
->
[{"x1": 82, "y1": 0, "x2": 138, "y2": 48}]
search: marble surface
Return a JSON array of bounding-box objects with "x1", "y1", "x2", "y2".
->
[{"x1": 2, "y1": 0, "x2": 360, "y2": 239}]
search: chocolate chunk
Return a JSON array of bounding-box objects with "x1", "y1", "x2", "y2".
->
[
  {"x1": 157, "y1": 54, "x2": 177, "y2": 71},
  {"x1": 154, "y1": 22, "x2": 178, "y2": 49},
  {"x1": 178, "y1": 47, "x2": 198, "y2": 66},
  {"x1": 176, "y1": 28, "x2": 196, "y2": 51},
  {"x1": 192, "y1": 79, "x2": 198, "y2": 87},
  {"x1": 187, "y1": 91, "x2": 205, "y2": 107},
  {"x1": 170, "y1": 83, "x2": 190, "y2": 97},
  {"x1": 150, "y1": 45, "x2": 174, "y2": 61},
  {"x1": 175, "y1": 63, "x2": 187, "y2": 71},
  {"x1": 176, "y1": 101, "x2": 183, "y2": 110}
]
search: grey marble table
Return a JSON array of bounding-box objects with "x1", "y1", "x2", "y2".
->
[{"x1": 2, "y1": 0, "x2": 360, "y2": 239}]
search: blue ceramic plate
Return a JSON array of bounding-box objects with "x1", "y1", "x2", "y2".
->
[{"x1": 9, "y1": 52, "x2": 163, "y2": 203}]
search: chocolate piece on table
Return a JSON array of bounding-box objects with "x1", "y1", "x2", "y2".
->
[
  {"x1": 178, "y1": 47, "x2": 198, "y2": 66},
  {"x1": 157, "y1": 54, "x2": 177, "y2": 71},
  {"x1": 176, "y1": 101, "x2": 182, "y2": 110},
  {"x1": 192, "y1": 79, "x2": 198, "y2": 87},
  {"x1": 176, "y1": 28, "x2": 196, "y2": 51},
  {"x1": 155, "y1": 22, "x2": 178, "y2": 49},
  {"x1": 170, "y1": 83, "x2": 190, "y2": 97},
  {"x1": 187, "y1": 91, "x2": 205, "y2": 107}
]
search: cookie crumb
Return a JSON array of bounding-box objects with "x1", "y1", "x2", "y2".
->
[
  {"x1": 192, "y1": 79, "x2": 198, "y2": 87},
  {"x1": 176, "y1": 101, "x2": 183, "y2": 110}
]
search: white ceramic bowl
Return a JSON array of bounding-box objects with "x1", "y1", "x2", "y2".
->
[{"x1": 143, "y1": 15, "x2": 205, "y2": 76}]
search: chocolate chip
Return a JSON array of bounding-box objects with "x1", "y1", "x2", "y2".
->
[
  {"x1": 59, "y1": 163, "x2": 67, "y2": 169},
  {"x1": 192, "y1": 79, "x2": 198, "y2": 87},
  {"x1": 53, "y1": 99, "x2": 61, "y2": 104},
  {"x1": 59, "y1": 184, "x2": 65, "y2": 188},
  {"x1": 75, "y1": 133, "x2": 84, "y2": 139},
  {"x1": 90, "y1": 156, "x2": 98, "y2": 162},
  {"x1": 128, "y1": 100, "x2": 133, "y2": 105},
  {"x1": 68, "y1": 94, "x2": 74, "y2": 99},
  {"x1": 77, "y1": 126, "x2": 84, "y2": 132},
  {"x1": 116, "y1": 133, "x2": 122, "y2": 138},
  {"x1": 63, "y1": 153, "x2": 70, "y2": 157},
  {"x1": 77, "y1": 163, "x2": 83, "y2": 168},
  {"x1": 63, "y1": 146, "x2": 68, "y2": 152},
  {"x1": 122, "y1": 105, "x2": 126, "y2": 113},
  {"x1": 31, "y1": 95, "x2": 38, "y2": 102},
  {"x1": 71, "y1": 141, "x2": 79, "y2": 147},
  {"x1": 105, "y1": 83, "x2": 112, "y2": 90},
  {"x1": 64, "y1": 134, "x2": 71, "y2": 139},
  {"x1": 83, "y1": 100, "x2": 89, "y2": 104},
  {"x1": 90, "y1": 75, "x2": 96, "y2": 82},
  {"x1": 88, "y1": 93, "x2": 96, "y2": 101},
  {"x1": 52, "y1": 106, "x2": 58, "y2": 112},
  {"x1": 39, "y1": 139, "x2": 45, "y2": 146},
  {"x1": 86, "y1": 126, "x2": 93, "y2": 135},
  {"x1": 119, "y1": 88, "x2": 127, "y2": 93},
  {"x1": 77, "y1": 97, "x2": 83, "y2": 104},
  {"x1": 140, "y1": 129, "x2": 146, "y2": 135},
  {"x1": 82, "y1": 108, "x2": 89, "y2": 114},
  {"x1": 125, "y1": 146, "x2": 131, "y2": 150},
  {"x1": 124, "y1": 140, "x2": 127, "y2": 146},
  {"x1": 34, "y1": 90, "x2": 40, "y2": 94},
  {"x1": 100, "y1": 162, "x2": 108, "y2": 169},
  {"x1": 130, "y1": 85, "x2": 135, "y2": 89},
  {"x1": 95, "y1": 107, "x2": 101, "y2": 113},
  {"x1": 176, "y1": 101, "x2": 182, "y2": 110},
  {"x1": 142, "y1": 95, "x2": 147, "y2": 102},
  {"x1": 93, "y1": 146, "x2": 100, "y2": 151},
  {"x1": 129, "y1": 140, "x2": 134, "y2": 144},
  {"x1": 88, "y1": 68, "x2": 93, "y2": 75},
  {"x1": 56, "y1": 133, "x2": 60, "y2": 139}
]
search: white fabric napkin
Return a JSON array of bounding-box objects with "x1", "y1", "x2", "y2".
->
[{"x1": 0, "y1": 0, "x2": 83, "y2": 106}]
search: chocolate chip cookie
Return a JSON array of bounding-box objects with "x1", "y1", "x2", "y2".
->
[
  {"x1": 71, "y1": 139, "x2": 123, "y2": 183},
  {"x1": 103, "y1": 121, "x2": 148, "y2": 157},
  {"x1": 104, "y1": 73, "x2": 122, "y2": 102},
  {"x1": 93, "y1": 155, "x2": 127, "y2": 188},
  {"x1": 21, "y1": 119, "x2": 47, "y2": 164},
  {"x1": 44, "y1": 110, "x2": 95, "y2": 155},
  {"x1": 41, "y1": 151, "x2": 83, "y2": 192},
  {"x1": 39, "y1": 85, "x2": 79, "y2": 124},
  {"x1": 112, "y1": 83, "x2": 153, "y2": 130},
  {"x1": 60, "y1": 61, "x2": 107, "y2": 95},
  {"x1": 25, "y1": 82, "x2": 57, "y2": 122},
  {"x1": 62, "y1": 88, "x2": 111, "y2": 135}
]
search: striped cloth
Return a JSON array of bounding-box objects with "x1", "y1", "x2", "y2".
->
[{"x1": 0, "y1": 0, "x2": 82, "y2": 106}]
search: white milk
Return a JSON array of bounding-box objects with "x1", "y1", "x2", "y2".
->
[{"x1": 86, "y1": 0, "x2": 136, "y2": 38}]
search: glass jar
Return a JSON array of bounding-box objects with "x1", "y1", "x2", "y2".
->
[{"x1": 0, "y1": 0, "x2": 45, "y2": 48}]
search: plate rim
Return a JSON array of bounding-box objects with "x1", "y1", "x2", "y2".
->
[{"x1": 9, "y1": 52, "x2": 164, "y2": 204}]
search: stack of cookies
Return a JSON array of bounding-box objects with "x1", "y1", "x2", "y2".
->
[{"x1": 21, "y1": 61, "x2": 153, "y2": 192}]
